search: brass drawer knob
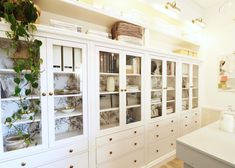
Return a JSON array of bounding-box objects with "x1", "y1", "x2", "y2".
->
[
  {"x1": 185, "y1": 124, "x2": 188, "y2": 127},
  {"x1": 21, "y1": 162, "x2": 26, "y2": 167},
  {"x1": 171, "y1": 129, "x2": 174, "y2": 132},
  {"x1": 134, "y1": 160, "x2": 137, "y2": 163},
  {"x1": 121, "y1": 89, "x2": 124, "y2": 92},
  {"x1": 171, "y1": 143, "x2": 174, "y2": 146},
  {"x1": 156, "y1": 124, "x2": 159, "y2": 127},
  {"x1": 124, "y1": 89, "x2": 127, "y2": 92},
  {"x1": 69, "y1": 149, "x2": 73, "y2": 153},
  {"x1": 70, "y1": 166, "x2": 74, "y2": 168},
  {"x1": 134, "y1": 131, "x2": 137, "y2": 134},
  {"x1": 49, "y1": 92, "x2": 53, "y2": 96},
  {"x1": 171, "y1": 120, "x2": 174, "y2": 123},
  {"x1": 42, "y1": 93, "x2": 46, "y2": 96},
  {"x1": 109, "y1": 138, "x2": 112, "y2": 141},
  {"x1": 185, "y1": 116, "x2": 188, "y2": 118},
  {"x1": 195, "y1": 121, "x2": 198, "y2": 123},
  {"x1": 134, "y1": 142, "x2": 137, "y2": 146},
  {"x1": 156, "y1": 135, "x2": 159, "y2": 138},
  {"x1": 109, "y1": 151, "x2": 113, "y2": 155},
  {"x1": 156, "y1": 149, "x2": 159, "y2": 153}
]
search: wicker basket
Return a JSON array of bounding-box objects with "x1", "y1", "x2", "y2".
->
[{"x1": 111, "y1": 21, "x2": 143, "y2": 40}]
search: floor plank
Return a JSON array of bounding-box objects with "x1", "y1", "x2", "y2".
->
[{"x1": 159, "y1": 159, "x2": 184, "y2": 168}]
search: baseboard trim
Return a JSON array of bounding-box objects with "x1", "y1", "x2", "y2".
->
[{"x1": 143, "y1": 150, "x2": 176, "y2": 168}]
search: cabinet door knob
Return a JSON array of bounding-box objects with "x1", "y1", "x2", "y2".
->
[
  {"x1": 109, "y1": 138, "x2": 112, "y2": 141},
  {"x1": 21, "y1": 162, "x2": 26, "y2": 167},
  {"x1": 185, "y1": 124, "x2": 188, "y2": 127},
  {"x1": 69, "y1": 149, "x2": 73, "y2": 153},
  {"x1": 171, "y1": 129, "x2": 174, "y2": 132},
  {"x1": 156, "y1": 149, "x2": 159, "y2": 153},
  {"x1": 134, "y1": 160, "x2": 137, "y2": 163},
  {"x1": 185, "y1": 116, "x2": 188, "y2": 118},
  {"x1": 134, "y1": 142, "x2": 137, "y2": 146},
  {"x1": 109, "y1": 151, "x2": 113, "y2": 155},
  {"x1": 124, "y1": 89, "x2": 127, "y2": 92},
  {"x1": 121, "y1": 89, "x2": 124, "y2": 92},
  {"x1": 134, "y1": 131, "x2": 137, "y2": 134},
  {"x1": 156, "y1": 124, "x2": 159, "y2": 127},
  {"x1": 156, "y1": 135, "x2": 159, "y2": 138},
  {"x1": 49, "y1": 92, "x2": 53, "y2": 96},
  {"x1": 171, "y1": 143, "x2": 174, "y2": 146},
  {"x1": 195, "y1": 121, "x2": 198, "y2": 123},
  {"x1": 171, "y1": 120, "x2": 174, "y2": 123},
  {"x1": 69, "y1": 166, "x2": 74, "y2": 168},
  {"x1": 42, "y1": 93, "x2": 46, "y2": 96}
]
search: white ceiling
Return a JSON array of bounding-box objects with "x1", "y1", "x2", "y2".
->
[{"x1": 193, "y1": 0, "x2": 224, "y2": 9}]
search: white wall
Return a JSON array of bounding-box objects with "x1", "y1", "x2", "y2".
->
[{"x1": 200, "y1": 2, "x2": 235, "y2": 110}]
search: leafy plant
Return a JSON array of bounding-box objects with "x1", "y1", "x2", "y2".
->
[{"x1": 0, "y1": 0, "x2": 42, "y2": 146}]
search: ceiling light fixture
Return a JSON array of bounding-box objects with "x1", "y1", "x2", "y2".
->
[
  {"x1": 165, "y1": 1, "x2": 181, "y2": 12},
  {"x1": 192, "y1": 18, "x2": 206, "y2": 28}
]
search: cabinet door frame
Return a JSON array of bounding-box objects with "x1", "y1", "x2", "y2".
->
[
  {"x1": 0, "y1": 35, "x2": 48, "y2": 159},
  {"x1": 47, "y1": 39, "x2": 88, "y2": 147}
]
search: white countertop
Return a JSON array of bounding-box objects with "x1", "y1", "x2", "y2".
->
[{"x1": 177, "y1": 122, "x2": 235, "y2": 167}]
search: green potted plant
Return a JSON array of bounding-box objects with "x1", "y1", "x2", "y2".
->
[{"x1": 0, "y1": 0, "x2": 42, "y2": 147}]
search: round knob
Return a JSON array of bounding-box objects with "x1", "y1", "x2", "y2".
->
[
  {"x1": 109, "y1": 151, "x2": 112, "y2": 155},
  {"x1": 195, "y1": 121, "x2": 198, "y2": 123},
  {"x1": 42, "y1": 93, "x2": 46, "y2": 96},
  {"x1": 121, "y1": 89, "x2": 124, "y2": 92},
  {"x1": 156, "y1": 135, "x2": 159, "y2": 138},
  {"x1": 69, "y1": 149, "x2": 73, "y2": 153},
  {"x1": 185, "y1": 116, "x2": 188, "y2": 118},
  {"x1": 124, "y1": 89, "x2": 127, "y2": 92},
  {"x1": 185, "y1": 124, "x2": 188, "y2": 127},
  {"x1": 156, "y1": 149, "x2": 159, "y2": 153},
  {"x1": 109, "y1": 138, "x2": 112, "y2": 141},
  {"x1": 171, "y1": 120, "x2": 174, "y2": 123},
  {"x1": 171, "y1": 143, "x2": 174, "y2": 146},
  {"x1": 195, "y1": 113, "x2": 198, "y2": 115},
  {"x1": 156, "y1": 124, "x2": 159, "y2": 127},
  {"x1": 134, "y1": 142, "x2": 137, "y2": 146},
  {"x1": 134, "y1": 160, "x2": 137, "y2": 163},
  {"x1": 171, "y1": 129, "x2": 174, "y2": 132},
  {"x1": 134, "y1": 131, "x2": 137, "y2": 134},
  {"x1": 49, "y1": 92, "x2": 53, "y2": 96},
  {"x1": 21, "y1": 162, "x2": 26, "y2": 167},
  {"x1": 70, "y1": 166, "x2": 74, "y2": 168}
]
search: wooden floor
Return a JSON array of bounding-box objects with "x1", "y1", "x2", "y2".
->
[{"x1": 159, "y1": 159, "x2": 184, "y2": 168}]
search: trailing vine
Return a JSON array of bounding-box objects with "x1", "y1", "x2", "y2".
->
[{"x1": 0, "y1": 0, "x2": 42, "y2": 145}]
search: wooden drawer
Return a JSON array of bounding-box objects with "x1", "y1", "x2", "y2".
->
[
  {"x1": 97, "y1": 135, "x2": 144, "y2": 164},
  {"x1": 96, "y1": 126, "x2": 144, "y2": 147},
  {"x1": 148, "y1": 118, "x2": 177, "y2": 131},
  {"x1": 148, "y1": 138, "x2": 176, "y2": 162},
  {"x1": 39, "y1": 152, "x2": 88, "y2": 168},
  {"x1": 148, "y1": 124, "x2": 176, "y2": 143},
  {"x1": 0, "y1": 143, "x2": 87, "y2": 168},
  {"x1": 97, "y1": 149, "x2": 144, "y2": 168}
]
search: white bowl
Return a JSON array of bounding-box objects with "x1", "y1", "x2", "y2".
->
[{"x1": 61, "y1": 108, "x2": 75, "y2": 113}]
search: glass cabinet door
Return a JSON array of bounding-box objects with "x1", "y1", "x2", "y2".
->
[
  {"x1": 166, "y1": 61, "x2": 176, "y2": 115},
  {"x1": 48, "y1": 41, "x2": 86, "y2": 143},
  {"x1": 182, "y1": 63, "x2": 190, "y2": 112},
  {"x1": 126, "y1": 55, "x2": 141, "y2": 124},
  {"x1": 99, "y1": 51, "x2": 120, "y2": 130},
  {"x1": 0, "y1": 37, "x2": 47, "y2": 152},
  {"x1": 151, "y1": 59, "x2": 163, "y2": 118},
  {"x1": 192, "y1": 65, "x2": 199, "y2": 109}
]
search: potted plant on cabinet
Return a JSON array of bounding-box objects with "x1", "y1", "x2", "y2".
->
[{"x1": 0, "y1": 0, "x2": 42, "y2": 149}]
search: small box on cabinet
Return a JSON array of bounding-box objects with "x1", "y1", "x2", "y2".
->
[
  {"x1": 63, "y1": 47, "x2": 73, "y2": 72},
  {"x1": 53, "y1": 45, "x2": 62, "y2": 72}
]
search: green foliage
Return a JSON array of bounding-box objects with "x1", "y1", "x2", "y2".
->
[{"x1": 0, "y1": 0, "x2": 42, "y2": 146}]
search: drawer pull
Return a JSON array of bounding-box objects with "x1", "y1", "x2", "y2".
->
[
  {"x1": 69, "y1": 149, "x2": 73, "y2": 153},
  {"x1": 21, "y1": 162, "x2": 26, "y2": 167},
  {"x1": 134, "y1": 142, "x2": 137, "y2": 146},
  {"x1": 195, "y1": 113, "x2": 198, "y2": 115},
  {"x1": 171, "y1": 120, "x2": 174, "y2": 123},
  {"x1": 134, "y1": 131, "x2": 137, "y2": 134},
  {"x1": 109, "y1": 138, "x2": 112, "y2": 141},
  {"x1": 185, "y1": 116, "x2": 188, "y2": 118},
  {"x1": 156, "y1": 149, "x2": 159, "y2": 153},
  {"x1": 171, "y1": 143, "x2": 174, "y2": 146},
  {"x1": 134, "y1": 160, "x2": 137, "y2": 163},
  {"x1": 69, "y1": 166, "x2": 74, "y2": 168},
  {"x1": 185, "y1": 124, "x2": 188, "y2": 127},
  {"x1": 109, "y1": 151, "x2": 113, "y2": 155},
  {"x1": 156, "y1": 124, "x2": 159, "y2": 127},
  {"x1": 195, "y1": 121, "x2": 198, "y2": 123},
  {"x1": 171, "y1": 129, "x2": 174, "y2": 132},
  {"x1": 156, "y1": 135, "x2": 159, "y2": 138}
]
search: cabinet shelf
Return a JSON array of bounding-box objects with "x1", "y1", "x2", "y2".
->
[
  {"x1": 55, "y1": 110, "x2": 83, "y2": 119},
  {"x1": 1, "y1": 96, "x2": 40, "y2": 102},
  {"x1": 100, "y1": 72, "x2": 119, "y2": 76},
  {"x1": 126, "y1": 104, "x2": 141, "y2": 109},
  {"x1": 151, "y1": 101, "x2": 162, "y2": 105},
  {"x1": 192, "y1": 97, "x2": 198, "y2": 99},
  {"x1": 4, "y1": 115, "x2": 41, "y2": 126},
  {"x1": 55, "y1": 130, "x2": 83, "y2": 141},
  {"x1": 167, "y1": 88, "x2": 175, "y2": 91},
  {"x1": 167, "y1": 75, "x2": 175, "y2": 78},
  {"x1": 166, "y1": 100, "x2": 175, "y2": 103},
  {"x1": 182, "y1": 98, "x2": 189, "y2": 100},
  {"x1": 0, "y1": 69, "x2": 31, "y2": 74},
  {"x1": 126, "y1": 73, "x2": 141, "y2": 77},
  {"x1": 182, "y1": 88, "x2": 189, "y2": 90},
  {"x1": 100, "y1": 123, "x2": 119, "y2": 130},
  {"x1": 126, "y1": 90, "x2": 141, "y2": 93},
  {"x1": 151, "y1": 89, "x2": 162, "y2": 92},
  {"x1": 100, "y1": 91, "x2": 119, "y2": 95},
  {"x1": 151, "y1": 75, "x2": 162, "y2": 77},
  {"x1": 54, "y1": 71, "x2": 78, "y2": 74},
  {"x1": 54, "y1": 93, "x2": 82, "y2": 98},
  {"x1": 100, "y1": 108, "x2": 119, "y2": 113}
]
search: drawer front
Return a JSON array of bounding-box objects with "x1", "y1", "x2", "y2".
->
[
  {"x1": 96, "y1": 126, "x2": 144, "y2": 147},
  {"x1": 148, "y1": 118, "x2": 177, "y2": 131},
  {"x1": 97, "y1": 135, "x2": 144, "y2": 164},
  {"x1": 148, "y1": 125, "x2": 176, "y2": 143},
  {"x1": 148, "y1": 138, "x2": 176, "y2": 162},
  {"x1": 0, "y1": 143, "x2": 87, "y2": 168},
  {"x1": 39, "y1": 153, "x2": 88, "y2": 168},
  {"x1": 97, "y1": 149, "x2": 144, "y2": 168}
]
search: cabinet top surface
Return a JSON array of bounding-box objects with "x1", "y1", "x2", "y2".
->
[{"x1": 177, "y1": 122, "x2": 235, "y2": 167}]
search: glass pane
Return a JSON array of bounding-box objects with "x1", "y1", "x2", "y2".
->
[
  {"x1": 166, "y1": 61, "x2": 176, "y2": 115},
  {"x1": 53, "y1": 45, "x2": 83, "y2": 140},
  {"x1": 151, "y1": 59, "x2": 163, "y2": 118},
  {"x1": 182, "y1": 64, "x2": 190, "y2": 111},
  {"x1": 0, "y1": 38, "x2": 42, "y2": 152},
  {"x1": 99, "y1": 51, "x2": 120, "y2": 130},
  {"x1": 192, "y1": 65, "x2": 199, "y2": 109},
  {"x1": 126, "y1": 55, "x2": 141, "y2": 124}
]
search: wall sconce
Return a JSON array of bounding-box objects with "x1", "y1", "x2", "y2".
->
[
  {"x1": 165, "y1": 1, "x2": 181, "y2": 12},
  {"x1": 192, "y1": 18, "x2": 206, "y2": 28}
]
